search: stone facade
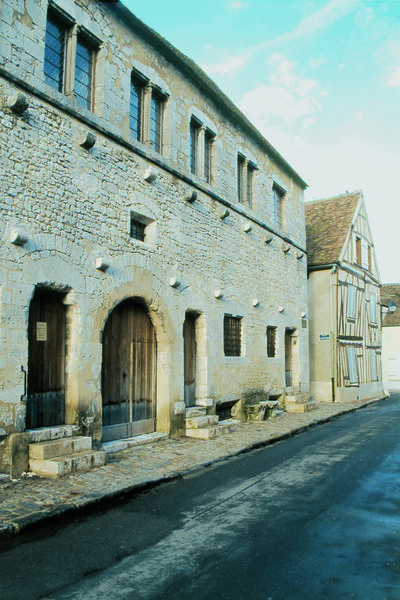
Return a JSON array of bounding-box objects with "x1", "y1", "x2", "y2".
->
[{"x1": 0, "y1": 0, "x2": 309, "y2": 474}]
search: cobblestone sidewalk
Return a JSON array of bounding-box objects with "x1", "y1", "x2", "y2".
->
[{"x1": 0, "y1": 397, "x2": 384, "y2": 542}]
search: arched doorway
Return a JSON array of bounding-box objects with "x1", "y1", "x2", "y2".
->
[
  {"x1": 101, "y1": 299, "x2": 156, "y2": 442},
  {"x1": 26, "y1": 287, "x2": 66, "y2": 429}
]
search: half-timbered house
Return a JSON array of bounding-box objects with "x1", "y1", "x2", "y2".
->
[
  {"x1": 0, "y1": 0, "x2": 310, "y2": 476},
  {"x1": 306, "y1": 191, "x2": 385, "y2": 402}
]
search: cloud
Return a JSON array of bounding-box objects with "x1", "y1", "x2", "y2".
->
[
  {"x1": 203, "y1": 0, "x2": 359, "y2": 78},
  {"x1": 309, "y1": 56, "x2": 327, "y2": 70},
  {"x1": 202, "y1": 52, "x2": 249, "y2": 77},
  {"x1": 386, "y1": 65, "x2": 400, "y2": 88},
  {"x1": 239, "y1": 55, "x2": 323, "y2": 129},
  {"x1": 228, "y1": 1, "x2": 244, "y2": 10}
]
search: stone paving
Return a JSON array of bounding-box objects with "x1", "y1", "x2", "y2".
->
[{"x1": 0, "y1": 397, "x2": 384, "y2": 541}]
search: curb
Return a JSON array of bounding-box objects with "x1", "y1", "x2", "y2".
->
[{"x1": 0, "y1": 396, "x2": 385, "y2": 544}]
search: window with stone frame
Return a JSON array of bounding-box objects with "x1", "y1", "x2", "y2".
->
[
  {"x1": 267, "y1": 326, "x2": 277, "y2": 357},
  {"x1": 74, "y1": 34, "x2": 95, "y2": 110},
  {"x1": 204, "y1": 129, "x2": 214, "y2": 184},
  {"x1": 237, "y1": 153, "x2": 245, "y2": 203},
  {"x1": 44, "y1": 8, "x2": 69, "y2": 92},
  {"x1": 130, "y1": 72, "x2": 146, "y2": 141},
  {"x1": 43, "y1": 6, "x2": 100, "y2": 113},
  {"x1": 190, "y1": 117, "x2": 201, "y2": 175},
  {"x1": 272, "y1": 183, "x2": 285, "y2": 229},
  {"x1": 224, "y1": 315, "x2": 242, "y2": 357},
  {"x1": 150, "y1": 89, "x2": 163, "y2": 153},
  {"x1": 130, "y1": 217, "x2": 146, "y2": 242}
]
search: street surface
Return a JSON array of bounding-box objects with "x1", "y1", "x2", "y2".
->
[{"x1": 1, "y1": 395, "x2": 400, "y2": 600}]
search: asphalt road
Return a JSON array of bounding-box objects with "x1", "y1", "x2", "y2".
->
[{"x1": 1, "y1": 395, "x2": 400, "y2": 600}]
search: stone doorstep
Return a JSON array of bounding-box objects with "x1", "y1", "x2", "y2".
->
[
  {"x1": 185, "y1": 415, "x2": 219, "y2": 429},
  {"x1": 29, "y1": 449, "x2": 106, "y2": 478},
  {"x1": 286, "y1": 400, "x2": 318, "y2": 414},
  {"x1": 26, "y1": 425, "x2": 80, "y2": 444},
  {"x1": 29, "y1": 436, "x2": 92, "y2": 460},
  {"x1": 102, "y1": 432, "x2": 169, "y2": 455},
  {"x1": 185, "y1": 407, "x2": 208, "y2": 419},
  {"x1": 186, "y1": 423, "x2": 232, "y2": 440}
]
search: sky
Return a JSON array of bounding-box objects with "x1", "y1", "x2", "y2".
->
[{"x1": 122, "y1": 0, "x2": 400, "y2": 283}]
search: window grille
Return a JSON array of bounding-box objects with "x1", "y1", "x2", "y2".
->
[
  {"x1": 204, "y1": 130, "x2": 214, "y2": 183},
  {"x1": 130, "y1": 217, "x2": 146, "y2": 242},
  {"x1": 272, "y1": 184, "x2": 284, "y2": 228},
  {"x1": 74, "y1": 36, "x2": 94, "y2": 110},
  {"x1": 150, "y1": 91, "x2": 162, "y2": 153},
  {"x1": 246, "y1": 163, "x2": 256, "y2": 208},
  {"x1": 224, "y1": 315, "x2": 242, "y2": 357},
  {"x1": 130, "y1": 77, "x2": 143, "y2": 141},
  {"x1": 190, "y1": 118, "x2": 200, "y2": 175},
  {"x1": 44, "y1": 13, "x2": 66, "y2": 92},
  {"x1": 267, "y1": 326, "x2": 277, "y2": 357},
  {"x1": 237, "y1": 154, "x2": 245, "y2": 203}
]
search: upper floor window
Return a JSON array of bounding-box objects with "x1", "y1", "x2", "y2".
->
[
  {"x1": 189, "y1": 117, "x2": 215, "y2": 182},
  {"x1": 224, "y1": 315, "x2": 242, "y2": 357},
  {"x1": 190, "y1": 117, "x2": 201, "y2": 175},
  {"x1": 43, "y1": 7, "x2": 100, "y2": 113},
  {"x1": 44, "y1": 10, "x2": 68, "y2": 92},
  {"x1": 237, "y1": 154, "x2": 245, "y2": 203},
  {"x1": 246, "y1": 163, "x2": 256, "y2": 207},
  {"x1": 272, "y1": 183, "x2": 285, "y2": 229},
  {"x1": 369, "y1": 294, "x2": 377, "y2": 325},
  {"x1": 150, "y1": 89, "x2": 163, "y2": 153},
  {"x1": 130, "y1": 74, "x2": 145, "y2": 141},
  {"x1": 347, "y1": 285, "x2": 356, "y2": 320},
  {"x1": 204, "y1": 129, "x2": 214, "y2": 184},
  {"x1": 74, "y1": 35, "x2": 94, "y2": 110}
]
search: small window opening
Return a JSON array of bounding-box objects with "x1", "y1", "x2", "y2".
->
[
  {"x1": 267, "y1": 326, "x2": 277, "y2": 357},
  {"x1": 224, "y1": 315, "x2": 242, "y2": 357}
]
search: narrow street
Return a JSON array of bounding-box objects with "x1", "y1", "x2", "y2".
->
[{"x1": 1, "y1": 396, "x2": 400, "y2": 600}]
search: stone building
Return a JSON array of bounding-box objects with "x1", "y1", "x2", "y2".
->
[
  {"x1": 0, "y1": 0, "x2": 310, "y2": 476},
  {"x1": 381, "y1": 284, "x2": 400, "y2": 392},
  {"x1": 306, "y1": 191, "x2": 384, "y2": 403}
]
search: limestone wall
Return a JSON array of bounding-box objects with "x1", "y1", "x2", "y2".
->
[{"x1": 0, "y1": 0, "x2": 310, "y2": 452}]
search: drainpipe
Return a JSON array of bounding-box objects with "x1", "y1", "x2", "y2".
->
[{"x1": 329, "y1": 266, "x2": 337, "y2": 402}]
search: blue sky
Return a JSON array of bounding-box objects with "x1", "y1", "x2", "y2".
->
[{"x1": 122, "y1": 0, "x2": 400, "y2": 283}]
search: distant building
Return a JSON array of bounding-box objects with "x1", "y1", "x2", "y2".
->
[
  {"x1": 306, "y1": 191, "x2": 385, "y2": 402},
  {"x1": 0, "y1": 0, "x2": 310, "y2": 475},
  {"x1": 381, "y1": 284, "x2": 400, "y2": 391}
]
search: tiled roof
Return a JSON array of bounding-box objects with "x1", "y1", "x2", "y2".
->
[
  {"x1": 305, "y1": 191, "x2": 361, "y2": 268},
  {"x1": 381, "y1": 284, "x2": 400, "y2": 327}
]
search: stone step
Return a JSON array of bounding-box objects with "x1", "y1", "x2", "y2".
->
[
  {"x1": 29, "y1": 436, "x2": 92, "y2": 460},
  {"x1": 185, "y1": 415, "x2": 219, "y2": 429},
  {"x1": 186, "y1": 423, "x2": 232, "y2": 440},
  {"x1": 29, "y1": 449, "x2": 106, "y2": 478},
  {"x1": 185, "y1": 407, "x2": 207, "y2": 419},
  {"x1": 286, "y1": 400, "x2": 318, "y2": 414},
  {"x1": 102, "y1": 432, "x2": 168, "y2": 455},
  {"x1": 26, "y1": 425, "x2": 80, "y2": 444}
]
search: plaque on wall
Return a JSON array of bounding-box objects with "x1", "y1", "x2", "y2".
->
[{"x1": 36, "y1": 322, "x2": 47, "y2": 342}]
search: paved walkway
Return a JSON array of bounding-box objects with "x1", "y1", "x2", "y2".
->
[{"x1": 0, "y1": 397, "x2": 385, "y2": 542}]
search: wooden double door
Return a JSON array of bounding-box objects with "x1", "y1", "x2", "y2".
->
[
  {"x1": 26, "y1": 288, "x2": 66, "y2": 429},
  {"x1": 102, "y1": 299, "x2": 156, "y2": 442}
]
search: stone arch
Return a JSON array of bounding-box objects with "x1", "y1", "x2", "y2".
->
[{"x1": 95, "y1": 273, "x2": 178, "y2": 437}]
